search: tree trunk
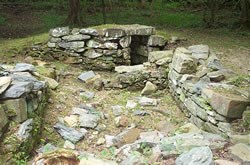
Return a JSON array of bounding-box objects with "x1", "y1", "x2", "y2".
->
[
  {"x1": 66, "y1": 0, "x2": 81, "y2": 25},
  {"x1": 102, "y1": 0, "x2": 106, "y2": 24},
  {"x1": 240, "y1": 0, "x2": 250, "y2": 28}
]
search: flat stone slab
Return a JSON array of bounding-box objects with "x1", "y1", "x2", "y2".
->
[
  {"x1": 94, "y1": 24, "x2": 155, "y2": 36},
  {"x1": 78, "y1": 71, "x2": 96, "y2": 82},
  {"x1": 115, "y1": 65, "x2": 145, "y2": 73},
  {"x1": 54, "y1": 122, "x2": 86, "y2": 143},
  {"x1": 13, "y1": 63, "x2": 36, "y2": 72},
  {"x1": 1, "y1": 82, "x2": 34, "y2": 99}
]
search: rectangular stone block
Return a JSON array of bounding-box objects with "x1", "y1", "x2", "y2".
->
[
  {"x1": 4, "y1": 98, "x2": 28, "y2": 123},
  {"x1": 171, "y1": 52, "x2": 197, "y2": 74},
  {"x1": 210, "y1": 92, "x2": 249, "y2": 118}
]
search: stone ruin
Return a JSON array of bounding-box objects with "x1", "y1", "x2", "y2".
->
[
  {"x1": 0, "y1": 24, "x2": 249, "y2": 163},
  {"x1": 47, "y1": 24, "x2": 166, "y2": 70},
  {"x1": 0, "y1": 63, "x2": 49, "y2": 162},
  {"x1": 46, "y1": 24, "x2": 249, "y2": 136}
]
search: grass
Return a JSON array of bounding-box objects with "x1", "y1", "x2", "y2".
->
[{"x1": 0, "y1": 33, "x2": 49, "y2": 57}]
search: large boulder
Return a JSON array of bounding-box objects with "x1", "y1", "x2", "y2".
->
[{"x1": 188, "y1": 44, "x2": 210, "y2": 60}]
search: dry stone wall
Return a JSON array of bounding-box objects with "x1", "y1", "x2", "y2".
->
[
  {"x1": 168, "y1": 45, "x2": 250, "y2": 135},
  {"x1": 46, "y1": 25, "x2": 250, "y2": 135},
  {"x1": 0, "y1": 63, "x2": 49, "y2": 163},
  {"x1": 47, "y1": 24, "x2": 167, "y2": 71}
]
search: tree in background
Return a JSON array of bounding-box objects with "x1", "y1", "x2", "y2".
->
[
  {"x1": 66, "y1": 0, "x2": 81, "y2": 25},
  {"x1": 240, "y1": 0, "x2": 250, "y2": 28}
]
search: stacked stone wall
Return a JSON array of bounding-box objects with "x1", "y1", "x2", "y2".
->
[{"x1": 0, "y1": 64, "x2": 49, "y2": 163}]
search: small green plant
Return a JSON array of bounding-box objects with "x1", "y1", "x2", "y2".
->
[
  {"x1": 13, "y1": 151, "x2": 28, "y2": 165},
  {"x1": 99, "y1": 147, "x2": 116, "y2": 160},
  {"x1": 139, "y1": 143, "x2": 152, "y2": 156}
]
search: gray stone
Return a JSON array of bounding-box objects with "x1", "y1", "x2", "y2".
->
[
  {"x1": 119, "y1": 36, "x2": 131, "y2": 48},
  {"x1": 37, "y1": 143, "x2": 57, "y2": 154},
  {"x1": 79, "y1": 28, "x2": 98, "y2": 36},
  {"x1": 175, "y1": 146, "x2": 214, "y2": 165},
  {"x1": 78, "y1": 71, "x2": 96, "y2": 82},
  {"x1": 54, "y1": 122, "x2": 86, "y2": 143},
  {"x1": 207, "y1": 71, "x2": 225, "y2": 82},
  {"x1": 184, "y1": 98, "x2": 208, "y2": 121},
  {"x1": 84, "y1": 49, "x2": 103, "y2": 59},
  {"x1": 13, "y1": 63, "x2": 36, "y2": 72},
  {"x1": 229, "y1": 143, "x2": 250, "y2": 164},
  {"x1": 0, "y1": 76, "x2": 12, "y2": 95},
  {"x1": 155, "y1": 57, "x2": 172, "y2": 66},
  {"x1": 122, "y1": 24, "x2": 155, "y2": 36},
  {"x1": 79, "y1": 113, "x2": 100, "y2": 128},
  {"x1": 139, "y1": 131, "x2": 164, "y2": 143},
  {"x1": 49, "y1": 27, "x2": 70, "y2": 37},
  {"x1": 126, "y1": 100, "x2": 137, "y2": 109},
  {"x1": 188, "y1": 44, "x2": 209, "y2": 60},
  {"x1": 104, "y1": 28, "x2": 125, "y2": 38},
  {"x1": 10, "y1": 72, "x2": 45, "y2": 90},
  {"x1": 3, "y1": 98, "x2": 28, "y2": 123},
  {"x1": 190, "y1": 115, "x2": 206, "y2": 128},
  {"x1": 115, "y1": 64, "x2": 145, "y2": 73},
  {"x1": 207, "y1": 59, "x2": 224, "y2": 71},
  {"x1": 168, "y1": 68, "x2": 182, "y2": 86},
  {"x1": 58, "y1": 41, "x2": 85, "y2": 49},
  {"x1": 62, "y1": 34, "x2": 91, "y2": 41},
  {"x1": 47, "y1": 42, "x2": 56, "y2": 48},
  {"x1": 86, "y1": 40, "x2": 103, "y2": 48},
  {"x1": 103, "y1": 42, "x2": 118, "y2": 49},
  {"x1": 148, "y1": 50, "x2": 173, "y2": 63},
  {"x1": 133, "y1": 110, "x2": 150, "y2": 116},
  {"x1": 64, "y1": 140, "x2": 76, "y2": 149},
  {"x1": 112, "y1": 105, "x2": 124, "y2": 116},
  {"x1": 139, "y1": 97, "x2": 158, "y2": 106},
  {"x1": 147, "y1": 35, "x2": 166, "y2": 46},
  {"x1": 120, "y1": 152, "x2": 145, "y2": 165},
  {"x1": 50, "y1": 37, "x2": 62, "y2": 43},
  {"x1": 16, "y1": 118, "x2": 33, "y2": 140},
  {"x1": 105, "y1": 135, "x2": 115, "y2": 147},
  {"x1": 160, "y1": 132, "x2": 226, "y2": 155},
  {"x1": 141, "y1": 81, "x2": 157, "y2": 95},
  {"x1": 80, "y1": 91, "x2": 95, "y2": 99},
  {"x1": 171, "y1": 51, "x2": 197, "y2": 74},
  {"x1": 64, "y1": 115, "x2": 78, "y2": 127},
  {"x1": 218, "y1": 122, "x2": 232, "y2": 133},
  {"x1": 203, "y1": 122, "x2": 221, "y2": 134}
]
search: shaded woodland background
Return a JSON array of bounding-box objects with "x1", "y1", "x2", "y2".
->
[{"x1": 0, "y1": 0, "x2": 250, "y2": 39}]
